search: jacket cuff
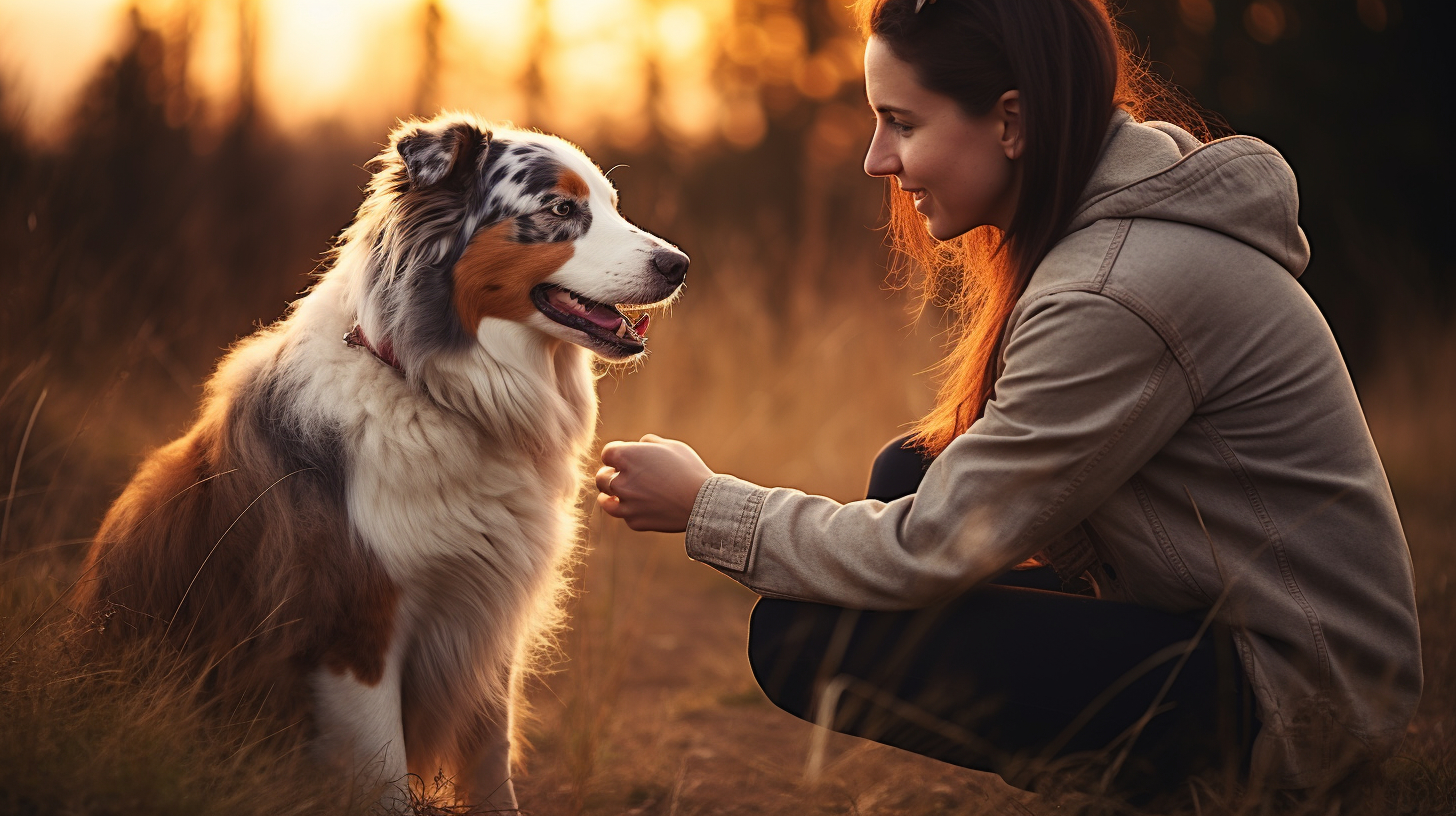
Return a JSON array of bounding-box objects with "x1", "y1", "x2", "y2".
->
[{"x1": 685, "y1": 474, "x2": 769, "y2": 573}]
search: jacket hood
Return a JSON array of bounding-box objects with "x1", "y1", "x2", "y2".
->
[{"x1": 1067, "y1": 110, "x2": 1310, "y2": 277}]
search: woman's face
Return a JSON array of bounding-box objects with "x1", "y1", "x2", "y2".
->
[{"x1": 863, "y1": 36, "x2": 1022, "y2": 241}]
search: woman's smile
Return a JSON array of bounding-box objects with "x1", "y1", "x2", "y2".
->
[{"x1": 913, "y1": 194, "x2": 930, "y2": 214}]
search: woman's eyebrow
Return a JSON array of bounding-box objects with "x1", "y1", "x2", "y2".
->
[{"x1": 874, "y1": 104, "x2": 913, "y2": 116}]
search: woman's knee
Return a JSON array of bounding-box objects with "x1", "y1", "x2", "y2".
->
[
  {"x1": 865, "y1": 433, "x2": 933, "y2": 502},
  {"x1": 747, "y1": 598, "x2": 828, "y2": 721}
]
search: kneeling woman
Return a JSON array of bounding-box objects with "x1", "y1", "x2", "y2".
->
[{"x1": 595, "y1": 0, "x2": 1421, "y2": 800}]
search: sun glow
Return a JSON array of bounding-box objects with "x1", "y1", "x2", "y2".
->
[
  {"x1": 0, "y1": 0, "x2": 130, "y2": 132},
  {"x1": 0, "y1": 0, "x2": 853, "y2": 149}
]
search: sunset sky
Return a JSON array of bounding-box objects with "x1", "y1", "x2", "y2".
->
[{"x1": 0, "y1": 0, "x2": 861, "y2": 148}]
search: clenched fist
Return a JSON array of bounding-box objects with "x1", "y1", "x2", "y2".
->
[{"x1": 595, "y1": 435, "x2": 715, "y2": 532}]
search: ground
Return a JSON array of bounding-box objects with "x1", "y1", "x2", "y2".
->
[{"x1": 515, "y1": 524, "x2": 1050, "y2": 816}]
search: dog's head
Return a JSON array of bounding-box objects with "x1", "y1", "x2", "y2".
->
[{"x1": 349, "y1": 112, "x2": 687, "y2": 367}]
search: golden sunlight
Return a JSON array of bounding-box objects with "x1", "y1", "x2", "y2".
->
[
  {"x1": 0, "y1": 0, "x2": 129, "y2": 131},
  {"x1": 0, "y1": 0, "x2": 827, "y2": 148}
]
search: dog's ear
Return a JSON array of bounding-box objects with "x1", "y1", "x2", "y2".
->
[{"x1": 393, "y1": 118, "x2": 490, "y2": 188}]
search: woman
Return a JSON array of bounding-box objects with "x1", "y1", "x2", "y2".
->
[{"x1": 595, "y1": 0, "x2": 1421, "y2": 800}]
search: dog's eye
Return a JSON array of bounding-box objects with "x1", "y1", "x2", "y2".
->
[{"x1": 550, "y1": 201, "x2": 574, "y2": 217}]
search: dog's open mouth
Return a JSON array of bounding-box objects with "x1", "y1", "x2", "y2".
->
[{"x1": 530, "y1": 284, "x2": 652, "y2": 354}]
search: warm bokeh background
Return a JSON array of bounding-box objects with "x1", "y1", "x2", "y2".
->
[{"x1": 1, "y1": 1, "x2": 1451, "y2": 814}]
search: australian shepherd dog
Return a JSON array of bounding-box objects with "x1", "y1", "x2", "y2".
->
[{"x1": 74, "y1": 112, "x2": 687, "y2": 811}]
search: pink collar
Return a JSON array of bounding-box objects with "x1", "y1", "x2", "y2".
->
[{"x1": 343, "y1": 324, "x2": 401, "y2": 372}]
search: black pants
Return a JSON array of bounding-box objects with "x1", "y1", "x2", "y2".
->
[{"x1": 747, "y1": 435, "x2": 1258, "y2": 800}]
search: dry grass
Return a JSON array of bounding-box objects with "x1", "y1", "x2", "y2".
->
[{"x1": 0, "y1": 562, "x2": 346, "y2": 816}]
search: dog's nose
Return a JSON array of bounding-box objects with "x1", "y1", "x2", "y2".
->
[{"x1": 650, "y1": 248, "x2": 688, "y2": 285}]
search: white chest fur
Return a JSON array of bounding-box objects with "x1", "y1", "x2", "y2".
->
[
  {"x1": 291, "y1": 299, "x2": 598, "y2": 808},
  {"x1": 344, "y1": 317, "x2": 595, "y2": 599}
]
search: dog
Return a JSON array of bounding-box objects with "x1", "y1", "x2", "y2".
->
[{"x1": 73, "y1": 111, "x2": 687, "y2": 811}]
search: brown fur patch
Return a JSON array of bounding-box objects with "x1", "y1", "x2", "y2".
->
[
  {"x1": 74, "y1": 386, "x2": 402, "y2": 726},
  {"x1": 322, "y1": 558, "x2": 398, "y2": 685},
  {"x1": 554, "y1": 168, "x2": 589, "y2": 199},
  {"x1": 452, "y1": 220, "x2": 575, "y2": 330}
]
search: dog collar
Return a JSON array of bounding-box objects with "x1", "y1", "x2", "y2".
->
[{"x1": 343, "y1": 324, "x2": 402, "y2": 372}]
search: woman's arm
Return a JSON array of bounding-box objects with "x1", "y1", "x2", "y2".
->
[{"x1": 600, "y1": 291, "x2": 1196, "y2": 610}]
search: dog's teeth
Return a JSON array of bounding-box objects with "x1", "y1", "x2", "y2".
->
[{"x1": 614, "y1": 321, "x2": 627, "y2": 337}]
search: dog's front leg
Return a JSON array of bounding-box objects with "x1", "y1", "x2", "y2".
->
[
  {"x1": 455, "y1": 694, "x2": 519, "y2": 812},
  {"x1": 311, "y1": 653, "x2": 409, "y2": 811}
]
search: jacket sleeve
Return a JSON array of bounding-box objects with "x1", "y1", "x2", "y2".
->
[{"x1": 684, "y1": 291, "x2": 1197, "y2": 609}]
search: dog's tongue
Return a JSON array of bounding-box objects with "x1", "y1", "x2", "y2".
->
[
  {"x1": 550, "y1": 288, "x2": 624, "y2": 330},
  {"x1": 580, "y1": 302, "x2": 622, "y2": 330}
]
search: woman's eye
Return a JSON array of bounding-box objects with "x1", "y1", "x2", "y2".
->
[
  {"x1": 550, "y1": 201, "x2": 574, "y2": 217},
  {"x1": 890, "y1": 119, "x2": 913, "y2": 134}
]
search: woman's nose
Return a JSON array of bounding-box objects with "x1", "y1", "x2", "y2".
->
[{"x1": 863, "y1": 131, "x2": 901, "y2": 178}]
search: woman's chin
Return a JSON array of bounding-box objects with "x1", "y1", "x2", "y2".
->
[
  {"x1": 921, "y1": 209, "x2": 985, "y2": 242},
  {"x1": 926, "y1": 219, "x2": 972, "y2": 242},
  {"x1": 916, "y1": 199, "x2": 975, "y2": 241}
]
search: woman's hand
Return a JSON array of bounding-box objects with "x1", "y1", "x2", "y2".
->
[{"x1": 595, "y1": 435, "x2": 715, "y2": 533}]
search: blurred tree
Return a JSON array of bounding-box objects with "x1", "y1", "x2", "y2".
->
[
  {"x1": 44, "y1": 6, "x2": 198, "y2": 352},
  {"x1": 235, "y1": 0, "x2": 259, "y2": 130},
  {"x1": 414, "y1": 0, "x2": 443, "y2": 118},
  {"x1": 0, "y1": 80, "x2": 23, "y2": 200},
  {"x1": 0, "y1": 3, "x2": 367, "y2": 550},
  {"x1": 522, "y1": 0, "x2": 551, "y2": 131}
]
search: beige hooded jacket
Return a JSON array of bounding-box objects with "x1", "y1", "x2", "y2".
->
[{"x1": 683, "y1": 111, "x2": 1422, "y2": 788}]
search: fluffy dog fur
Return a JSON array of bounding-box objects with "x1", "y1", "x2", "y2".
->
[{"x1": 73, "y1": 112, "x2": 687, "y2": 811}]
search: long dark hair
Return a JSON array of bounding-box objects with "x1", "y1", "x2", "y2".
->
[{"x1": 858, "y1": 0, "x2": 1211, "y2": 455}]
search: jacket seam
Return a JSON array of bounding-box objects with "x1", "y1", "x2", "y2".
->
[
  {"x1": 1016, "y1": 284, "x2": 1203, "y2": 406},
  {"x1": 1012, "y1": 219, "x2": 1204, "y2": 405},
  {"x1": 734, "y1": 487, "x2": 768, "y2": 572},
  {"x1": 1092, "y1": 219, "x2": 1133, "y2": 291},
  {"x1": 1097, "y1": 284, "x2": 1204, "y2": 404},
  {"x1": 1130, "y1": 475, "x2": 1213, "y2": 604},
  {"x1": 684, "y1": 477, "x2": 716, "y2": 562},
  {"x1": 1010, "y1": 220, "x2": 1126, "y2": 321},
  {"x1": 1016, "y1": 348, "x2": 1175, "y2": 550},
  {"x1": 1194, "y1": 416, "x2": 1333, "y2": 696},
  {"x1": 687, "y1": 476, "x2": 744, "y2": 572},
  {"x1": 1231, "y1": 629, "x2": 1282, "y2": 731}
]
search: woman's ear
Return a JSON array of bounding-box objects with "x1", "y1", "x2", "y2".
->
[{"x1": 997, "y1": 90, "x2": 1023, "y2": 160}]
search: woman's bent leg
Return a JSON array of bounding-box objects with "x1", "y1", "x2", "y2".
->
[
  {"x1": 867, "y1": 434, "x2": 1066, "y2": 592},
  {"x1": 864, "y1": 434, "x2": 932, "y2": 503},
  {"x1": 747, "y1": 588, "x2": 1255, "y2": 799}
]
